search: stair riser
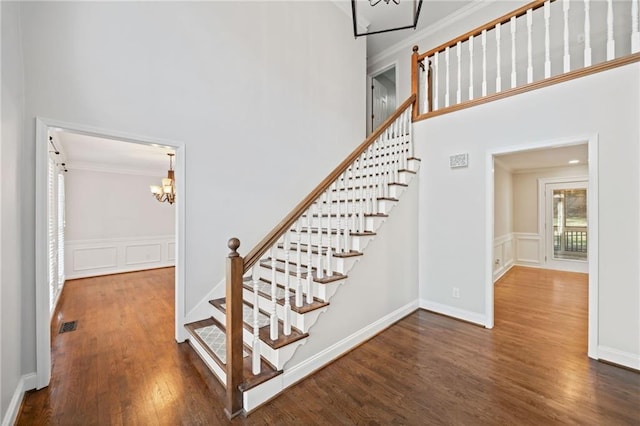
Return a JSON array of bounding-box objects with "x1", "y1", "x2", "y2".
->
[
  {"x1": 187, "y1": 338, "x2": 226, "y2": 386},
  {"x1": 329, "y1": 184, "x2": 406, "y2": 201},
  {"x1": 336, "y1": 169, "x2": 416, "y2": 188},
  {"x1": 288, "y1": 233, "x2": 376, "y2": 252},
  {"x1": 256, "y1": 268, "x2": 346, "y2": 301},
  {"x1": 270, "y1": 250, "x2": 361, "y2": 275}
]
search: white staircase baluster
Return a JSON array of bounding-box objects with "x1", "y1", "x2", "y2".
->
[
  {"x1": 633, "y1": 0, "x2": 640, "y2": 53},
  {"x1": 527, "y1": 9, "x2": 533, "y2": 83},
  {"x1": 434, "y1": 51, "x2": 439, "y2": 110},
  {"x1": 468, "y1": 35, "x2": 474, "y2": 100},
  {"x1": 295, "y1": 220, "x2": 303, "y2": 308},
  {"x1": 606, "y1": 0, "x2": 615, "y2": 60},
  {"x1": 511, "y1": 16, "x2": 517, "y2": 88},
  {"x1": 270, "y1": 246, "x2": 278, "y2": 340},
  {"x1": 350, "y1": 166, "x2": 357, "y2": 234},
  {"x1": 445, "y1": 46, "x2": 450, "y2": 107},
  {"x1": 315, "y1": 200, "x2": 324, "y2": 280},
  {"x1": 496, "y1": 23, "x2": 502, "y2": 92},
  {"x1": 584, "y1": 0, "x2": 592, "y2": 66},
  {"x1": 408, "y1": 105, "x2": 414, "y2": 159},
  {"x1": 481, "y1": 29, "x2": 487, "y2": 96},
  {"x1": 251, "y1": 266, "x2": 261, "y2": 375},
  {"x1": 370, "y1": 147, "x2": 378, "y2": 215},
  {"x1": 456, "y1": 41, "x2": 462, "y2": 104},
  {"x1": 325, "y1": 189, "x2": 333, "y2": 277},
  {"x1": 283, "y1": 234, "x2": 291, "y2": 335},
  {"x1": 333, "y1": 182, "x2": 341, "y2": 255},
  {"x1": 544, "y1": 1, "x2": 551, "y2": 78},
  {"x1": 563, "y1": 0, "x2": 571, "y2": 72},
  {"x1": 342, "y1": 173, "x2": 350, "y2": 254},
  {"x1": 306, "y1": 207, "x2": 314, "y2": 304}
]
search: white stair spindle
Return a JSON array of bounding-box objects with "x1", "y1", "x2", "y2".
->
[
  {"x1": 456, "y1": 41, "x2": 462, "y2": 104},
  {"x1": 563, "y1": 0, "x2": 571, "y2": 72},
  {"x1": 496, "y1": 22, "x2": 502, "y2": 92},
  {"x1": 315, "y1": 201, "x2": 324, "y2": 280},
  {"x1": 584, "y1": 0, "x2": 592, "y2": 66},
  {"x1": 633, "y1": 0, "x2": 640, "y2": 53},
  {"x1": 350, "y1": 167, "x2": 357, "y2": 233},
  {"x1": 510, "y1": 16, "x2": 517, "y2": 88},
  {"x1": 468, "y1": 35, "x2": 474, "y2": 100},
  {"x1": 325, "y1": 189, "x2": 333, "y2": 278},
  {"x1": 544, "y1": 1, "x2": 551, "y2": 78},
  {"x1": 295, "y1": 220, "x2": 303, "y2": 308},
  {"x1": 434, "y1": 51, "x2": 440, "y2": 110},
  {"x1": 527, "y1": 9, "x2": 533, "y2": 83},
  {"x1": 333, "y1": 182, "x2": 341, "y2": 255},
  {"x1": 408, "y1": 104, "x2": 414, "y2": 159},
  {"x1": 270, "y1": 246, "x2": 278, "y2": 341},
  {"x1": 370, "y1": 157, "x2": 378, "y2": 215},
  {"x1": 306, "y1": 207, "x2": 314, "y2": 304},
  {"x1": 251, "y1": 266, "x2": 261, "y2": 375},
  {"x1": 343, "y1": 174, "x2": 350, "y2": 253},
  {"x1": 445, "y1": 46, "x2": 450, "y2": 107},
  {"x1": 481, "y1": 29, "x2": 487, "y2": 96},
  {"x1": 283, "y1": 233, "x2": 291, "y2": 335},
  {"x1": 606, "y1": 0, "x2": 615, "y2": 60}
]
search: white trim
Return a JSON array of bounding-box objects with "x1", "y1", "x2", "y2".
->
[
  {"x1": 487, "y1": 134, "x2": 599, "y2": 362},
  {"x1": 513, "y1": 232, "x2": 542, "y2": 264},
  {"x1": 35, "y1": 118, "x2": 187, "y2": 389},
  {"x1": 597, "y1": 346, "x2": 640, "y2": 371},
  {"x1": 493, "y1": 233, "x2": 515, "y2": 282},
  {"x1": 368, "y1": 0, "x2": 497, "y2": 65},
  {"x1": 281, "y1": 300, "x2": 418, "y2": 388},
  {"x1": 1, "y1": 373, "x2": 37, "y2": 426},
  {"x1": 485, "y1": 154, "x2": 495, "y2": 328},
  {"x1": 419, "y1": 299, "x2": 486, "y2": 327}
]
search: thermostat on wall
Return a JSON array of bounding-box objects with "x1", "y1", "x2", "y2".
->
[{"x1": 449, "y1": 153, "x2": 469, "y2": 168}]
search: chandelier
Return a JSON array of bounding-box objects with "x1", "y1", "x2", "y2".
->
[
  {"x1": 370, "y1": 0, "x2": 400, "y2": 5},
  {"x1": 352, "y1": 0, "x2": 422, "y2": 37},
  {"x1": 150, "y1": 153, "x2": 175, "y2": 204}
]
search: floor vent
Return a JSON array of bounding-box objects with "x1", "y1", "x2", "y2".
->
[{"x1": 59, "y1": 321, "x2": 77, "y2": 333}]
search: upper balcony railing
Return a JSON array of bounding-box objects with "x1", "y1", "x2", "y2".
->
[{"x1": 411, "y1": 0, "x2": 640, "y2": 121}]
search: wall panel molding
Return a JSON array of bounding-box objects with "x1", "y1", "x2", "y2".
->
[
  {"x1": 493, "y1": 233, "x2": 515, "y2": 282},
  {"x1": 514, "y1": 232, "x2": 541, "y2": 265},
  {"x1": 65, "y1": 235, "x2": 175, "y2": 279}
]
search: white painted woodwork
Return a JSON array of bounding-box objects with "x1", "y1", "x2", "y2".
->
[
  {"x1": 468, "y1": 35, "x2": 475, "y2": 100},
  {"x1": 544, "y1": 1, "x2": 551, "y2": 78},
  {"x1": 563, "y1": 0, "x2": 571, "y2": 72},
  {"x1": 445, "y1": 46, "x2": 451, "y2": 107},
  {"x1": 496, "y1": 23, "x2": 502, "y2": 92},
  {"x1": 434, "y1": 51, "x2": 440, "y2": 110},
  {"x1": 270, "y1": 246, "x2": 278, "y2": 340},
  {"x1": 510, "y1": 17, "x2": 517, "y2": 88},
  {"x1": 633, "y1": 0, "x2": 640, "y2": 53},
  {"x1": 584, "y1": 0, "x2": 592, "y2": 66},
  {"x1": 283, "y1": 233, "x2": 292, "y2": 335},
  {"x1": 306, "y1": 209, "x2": 314, "y2": 305},
  {"x1": 527, "y1": 9, "x2": 534, "y2": 83},
  {"x1": 456, "y1": 41, "x2": 462, "y2": 104},
  {"x1": 606, "y1": 0, "x2": 615, "y2": 60},
  {"x1": 482, "y1": 29, "x2": 487, "y2": 96},
  {"x1": 252, "y1": 267, "x2": 261, "y2": 375},
  {"x1": 295, "y1": 221, "x2": 303, "y2": 308}
]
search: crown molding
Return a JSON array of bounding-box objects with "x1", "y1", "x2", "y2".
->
[{"x1": 368, "y1": 0, "x2": 498, "y2": 66}]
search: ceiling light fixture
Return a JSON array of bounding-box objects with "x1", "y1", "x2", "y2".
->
[
  {"x1": 150, "y1": 153, "x2": 175, "y2": 205},
  {"x1": 352, "y1": 0, "x2": 423, "y2": 37},
  {"x1": 568, "y1": 159, "x2": 580, "y2": 164}
]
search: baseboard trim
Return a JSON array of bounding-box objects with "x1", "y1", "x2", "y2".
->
[
  {"x1": 281, "y1": 300, "x2": 419, "y2": 391},
  {"x1": 1, "y1": 373, "x2": 37, "y2": 426},
  {"x1": 598, "y1": 346, "x2": 640, "y2": 371},
  {"x1": 493, "y1": 262, "x2": 514, "y2": 283},
  {"x1": 419, "y1": 299, "x2": 486, "y2": 327}
]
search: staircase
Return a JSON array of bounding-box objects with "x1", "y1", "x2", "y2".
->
[{"x1": 184, "y1": 96, "x2": 420, "y2": 417}]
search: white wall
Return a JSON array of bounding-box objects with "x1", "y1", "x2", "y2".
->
[
  {"x1": 64, "y1": 168, "x2": 175, "y2": 278},
  {"x1": 493, "y1": 162, "x2": 514, "y2": 280},
  {"x1": 416, "y1": 62, "x2": 640, "y2": 368},
  {"x1": 14, "y1": 0, "x2": 365, "y2": 379},
  {"x1": 1, "y1": 2, "x2": 28, "y2": 423}
]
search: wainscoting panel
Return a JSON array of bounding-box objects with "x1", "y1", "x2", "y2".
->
[
  {"x1": 493, "y1": 234, "x2": 515, "y2": 282},
  {"x1": 66, "y1": 235, "x2": 175, "y2": 279},
  {"x1": 514, "y1": 233, "x2": 542, "y2": 266}
]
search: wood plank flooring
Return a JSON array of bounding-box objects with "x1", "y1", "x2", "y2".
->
[{"x1": 18, "y1": 266, "x2": 639, "y2": 425}]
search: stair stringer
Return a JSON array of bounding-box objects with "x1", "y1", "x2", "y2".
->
[{"x1": 242, "y1": 173, "x2": 421, "y2": 412}]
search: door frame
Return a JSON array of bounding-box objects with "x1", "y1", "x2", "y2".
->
[
  {"x1": 35, "y1": 118, "x2": 187, "y2": 389},
  {"x1": 367, "y1": 61, "x2": 398, "y2": 135},
  {"x1": 538, "y1": 177, "x2": 589, "y2": 273},
  {"x1": 486, "y1": 133, "x2": 599, "y2": 360}
]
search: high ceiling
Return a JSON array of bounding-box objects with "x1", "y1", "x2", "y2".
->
[
  {"x1": 495, "y1": 144, "x2": 588, "y2": 172},
  {"x1": 354, "y1": 0, "x2": 475, "y2": 58}
]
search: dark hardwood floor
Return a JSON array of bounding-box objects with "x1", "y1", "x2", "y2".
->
[{"x1": 18, "y1": 266, "x2": 639, "y2": 425}]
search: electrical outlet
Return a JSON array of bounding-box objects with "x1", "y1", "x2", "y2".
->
[
  {"x1": 453, "y1": 287, "x2": 460, "y2": 298},
  {"x1": 495, "y1": 259, "x2": 501, "y2": 265}
]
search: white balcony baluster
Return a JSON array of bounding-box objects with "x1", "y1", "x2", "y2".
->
[
  {"x1": 527, "y1": 9, "x2": 533, "y2": 83},
  {"x1": 496, "y1": 22, "x2": 502, "y2": 92},
  {"x1": 456, "y1": 41, "x2": 462, "y2": 103},
  {"x1": 511, "y1": 16, "x2": 517, "y2": 88},
  {"x1": 563, "y1": 0, "x2": 571, "y2": 72},
  {"x1": 468, "y1": 35, "x2": 475, "y2": 100},
  {"x1": 584, "y1": 0, "x2": 592, "y2": 66},
  {"x1": 434, "y1": 51, "x2": 440, "y2": 110},
  {"x1": 606, "y1": 0, "x2": 615, "y2": 60},
  {"x1": 633, "y1": 0, "x2": 640, "y2": 53},
  {"x1": 482, "y1": 29, "x2": 487, "y2": 96},
  {"x1": 544, "y1": 1, "x2": 551, "y2": 78}
]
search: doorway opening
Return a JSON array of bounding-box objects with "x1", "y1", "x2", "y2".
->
[
  {"x1": 35, "y1": 118, "x2": 186, "y2": 389},
  {"x1": 368, "y1": 63, "x2": 398, "y2": 135},
  {"x1": 487, "y1": 135, "x2": 598, "y2": 359}
]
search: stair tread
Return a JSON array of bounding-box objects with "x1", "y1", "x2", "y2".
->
[
  {"x1": 275, "y1": 243, "x2": 363, "y2": 258},
  {"x1": 242, "y1": 278, "x2": 330, "y2": 314},
  {"x1": 330, "y1": 181, "x2": 408, "y2": 191},
  {"x1": 297, "y1": 227, "x2": 376, "y2": 236},
  {"x1": 301, "y1": 213, "x2": 388, "y2": 218},
  {"x1": 258, "y1": 258, "x2": 348, "y2": 283},
  {"x1": 211, "y1": 297, "x2": 309, "y2": 350},
  {"x1": 184, "y1": 318, "x2": 283, "y2": 392}
]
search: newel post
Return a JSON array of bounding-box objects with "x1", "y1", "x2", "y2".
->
[
  {"x1": 411, "y1": 45, "x2": 420, "y2": 120},
  {"x1": 225, "y1": 238, "x2": 244, "y2": 419}
]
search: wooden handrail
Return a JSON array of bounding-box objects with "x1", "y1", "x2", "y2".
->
[
  {"x1": 418, "y1": 0, "x2": 553, "y2": 60},
  {"x1": 242, "y1": 94, "x2": 416, "y2": 272}
]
